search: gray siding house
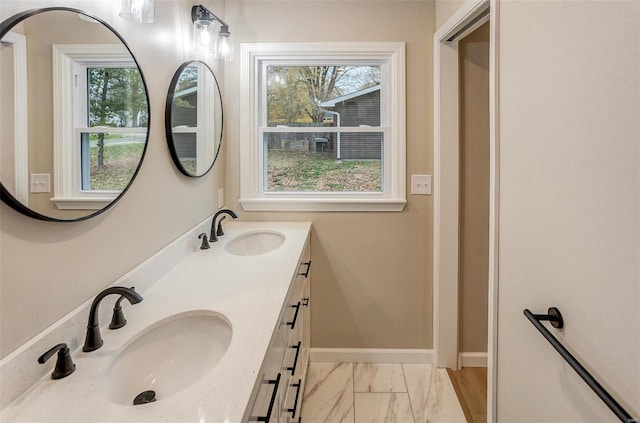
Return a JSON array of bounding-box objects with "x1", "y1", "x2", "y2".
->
[
  {"x1": 170, "y1": 87, "x2": 197, "y2": 159},
  {"x1": 320, "y1": 85, "x2": 381, "y2": 160}
]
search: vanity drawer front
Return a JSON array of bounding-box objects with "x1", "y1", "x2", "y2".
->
[
  {"x1": 282, "y1": 294, "x2": 303, "y2": 337},
  {"x1": 280, "y1": 377, "x2": 303, "y2": 423},
  {"x1": 282, "y1": 338, "x2": 303, "y2": 378},
  {"x1": 247, "y1": 322, "x2": 286, "y2": 422},
  {"x1": 249, "y1": 372, "x2": 281, "y2": 422}
]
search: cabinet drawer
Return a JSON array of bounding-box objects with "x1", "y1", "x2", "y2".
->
[
  {"x1": 282, "y1": 298, "x2": 302, "y2": 334},
  {"x1": 283, "y1": 339, "x2": 302, "y2": 378},
  {"x1": 280, "y1": 377, "x2": 303, "y2": 423},
  {"x1": 248, "y1": 373, "x2": 281, "y2": 422}
]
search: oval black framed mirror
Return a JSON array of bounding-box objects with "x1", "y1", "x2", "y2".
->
[
  {"x1": 165, "y1": 60, "x2": 223, "y2": 177},
  {"x1": 0, "y1": 7, "x2": 150, "y2": 222}
]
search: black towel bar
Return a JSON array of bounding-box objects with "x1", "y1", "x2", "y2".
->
[{"x1": 524, "y1": 307, "x2": 637, "y2": 423}]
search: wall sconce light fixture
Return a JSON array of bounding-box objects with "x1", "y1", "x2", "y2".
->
[
  {"x1": 120, "y1": 0, "x2": 155, "y2": 23},
  {"x1": 191, "y1": 5, "x2": 233, "y2": 61}
]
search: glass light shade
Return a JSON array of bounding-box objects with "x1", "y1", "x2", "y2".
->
[
  {"x1": 193, "y1": 20, "x2": 216, "y2": 53},
  {"x1": 215, "y1": 32, "x2": 233, "y2": 61},
  {"x1": 119, "y1": 0, "x2": 155, "y2": 23}
]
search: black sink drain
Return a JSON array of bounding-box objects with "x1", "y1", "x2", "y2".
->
[{"x1": 133, "y1": 390, "x2": 156, "y2": 405}]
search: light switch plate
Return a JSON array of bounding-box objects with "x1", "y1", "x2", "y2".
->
[
  {"x1": 411, "y1": 174, "x2": 431, "y2": 195},
  {"x1": 31, "y1": 173, "x2": 51, "y2": 193}
]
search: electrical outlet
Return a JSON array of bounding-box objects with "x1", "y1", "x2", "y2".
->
[
  {"x1": 31, "y1": 173, "x2": 51, "y2": 193},
  {"x1": 411, "y1": 174, "x2": 431, "y2": 195}
]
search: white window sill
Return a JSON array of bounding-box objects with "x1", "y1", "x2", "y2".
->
[
  {"x1": 239, "y1": 197, "x2": 406, "y2": 212},
  {"x1": 51, "y1": 196, "x2": 115, "y2": 210}
]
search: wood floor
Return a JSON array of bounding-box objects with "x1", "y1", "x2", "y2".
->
[{"x1": 447, "y1": 367, "x2": 487, "y2": 423}]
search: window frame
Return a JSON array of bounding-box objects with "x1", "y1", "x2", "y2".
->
[
  {"x1": 1, "y1": 31, "x2": 29, "y2": 205},
  {"x1": 239, "y1": 43, "x2": 406, "y2": 212},
  {"x1": 51, "y1": 44, "x2": 146, "y2": 210}
]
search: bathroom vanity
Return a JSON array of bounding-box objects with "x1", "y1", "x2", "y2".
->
[
  {"x1": 0, "y1": 220, "x2": 312, "y2": 422},
  {"x1": 245, "y1": 232, "x2": 311, "y2": 422}
]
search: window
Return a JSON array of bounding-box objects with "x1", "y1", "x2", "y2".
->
[
  {"x1": 51, "y1": 45, "x2": 148, "y2": 210},
  {"x1": 240, "y1": 43, "x2": 406, "y2": 211}
]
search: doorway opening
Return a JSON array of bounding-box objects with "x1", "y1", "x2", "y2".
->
[
  {"x1": 448, "y1": 20, "x2": 490, "y2": 423},
  {"x1": 433, "y1": 0, "x2": 499, "y2": 421}
]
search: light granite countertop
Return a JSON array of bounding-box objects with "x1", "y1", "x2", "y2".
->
[{"x1": 1, "y1": 221, "x2": 311, "y2": 423}]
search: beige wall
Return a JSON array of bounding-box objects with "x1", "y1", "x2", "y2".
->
[
  {"x1": 458, "y1": 22, "x2": 489, "y2": 354},
  {"x1": 0, "y1": 0, "x2": 226, "y2": 359},
  {"x1": 497, "y1": 0, "x2": 639, "y2": 420},
  {"x1": 223, "y1": 1, "x2": 435, "y2": 349},
  {"x1": 436, "y1": 0, "x2": 466, "y2": 29}
]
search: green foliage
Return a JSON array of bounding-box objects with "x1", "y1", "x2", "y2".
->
[{"x1": 88, "y1": 67, "x2": 148, "y2": 128}]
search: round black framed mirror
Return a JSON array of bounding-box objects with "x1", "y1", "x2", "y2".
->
[
  {"x1": 0, "y1": 7, "x2": 150, "y2": 222},
  {"x1": 165, "y1": 60, "x2": 223, "y2": 177}
]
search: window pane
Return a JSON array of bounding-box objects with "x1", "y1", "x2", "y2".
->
[
  {"x1": 266, "y1": 65, "x2": 380, "y2": 127},
  {"x1": 171, "y1": 132, "x2": 197, "y2": 174},
  {"x1": 87, "y1": 67, "x2": 148, "y2": 128},
  {"x1": 264, "y1": 131, "x2": 383, "y2": 192},
  {"x1": 81, "y1": 132, "x2": 146, "y2": 191}
]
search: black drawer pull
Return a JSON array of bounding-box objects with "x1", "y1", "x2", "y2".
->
[
  {"x1": 252, "y1": 373, "x2": 281, "y2": 422},
  {"x1": 286, "y1": 341, "x2": 302, "y2": 376},
  {"x1": 298, "y1": 261, "x2": 311, "y2": 278},
  {"x1": 287, "y1": 302, "x2": 301, "y2": 330},
  {"x1": 287, "y1": 379, "x2": 303, "y2": 419}
]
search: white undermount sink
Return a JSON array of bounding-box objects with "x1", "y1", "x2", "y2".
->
[
  {"x1": 225, "y1": 230, "x2": 285, "y2": 256},
  {"x1": 104, "y1": 311, "x2": 232, "y2": 406}
]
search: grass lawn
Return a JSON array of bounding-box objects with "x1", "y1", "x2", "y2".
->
[
  {"x1": 89, "y1": 143, "x2": 145, "y2": 190},
  {"x1": 267, "y1": 150, "x2": 381, "y2": 192}
]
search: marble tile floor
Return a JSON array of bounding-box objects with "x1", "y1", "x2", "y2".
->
[{"x1": 301, "y1": 362, "x2": 467, "y2": 423}]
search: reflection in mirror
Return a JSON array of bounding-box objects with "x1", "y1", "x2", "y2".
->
[
  {"x1": 165, "y1": 61, "x2": 222, "y2": 177},
  {"x1": 0, "y1": 8, "x2": 149, "y2": 221}
]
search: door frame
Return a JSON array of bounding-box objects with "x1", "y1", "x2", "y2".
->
[
  {"x1": 433, "y1": 0, "x2": 499, "y2": 421},
  {"x1": 2, "y1": 31, "x2": 29, "y2": 204}
]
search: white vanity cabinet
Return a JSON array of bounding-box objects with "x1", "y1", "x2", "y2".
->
[{"x1": 245, "y1": 238, "x2": 311, "y2": 423}]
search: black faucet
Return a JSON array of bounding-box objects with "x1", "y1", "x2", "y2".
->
[
  {"x1": 198, "y1": 233, "x2": 210, "y2": 249},
  {"x1": 210, "y1": 209, "x2": 238, "y2": 242},
  {"x1": 83, "y1": 286, "x2": 143, "y2": 352},
  {"x1": 108, "y1": 287, "x2": 136, "y2": 329},
  {"x1": 38, "y1": 343, "x2": 75, "y2": 379}
]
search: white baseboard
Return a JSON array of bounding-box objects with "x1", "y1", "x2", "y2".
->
[
  {"x1": 458, "y1": 352, "x2": 487, "y2": 367},
  {"x1": 310, "y1": 348, "x2": 434, "y2": 364}
]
